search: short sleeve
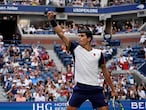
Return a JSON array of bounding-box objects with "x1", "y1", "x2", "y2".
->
[
  {"x1": 69, "y1": 41, "x2": 78, "y2": 54},
  {"x1": 98, "y1": 53, "x2": 105, "y2": 67}
]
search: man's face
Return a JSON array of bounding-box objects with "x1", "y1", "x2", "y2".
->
[{"x1": 78, "y1": 33, "x2": 90, "y2": 46}]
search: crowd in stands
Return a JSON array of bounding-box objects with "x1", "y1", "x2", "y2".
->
[
  {"x1": 21, "y1": 19, "x2": 143, "y2": 36},
  {"x1": 0, "y1": 42, "x2": 75, "y2": 102},
  {"x1": 21, "y1": 22, "x2": 104, "y2": 35},
  {"x1": 140, "y1": 31, "x2": 146, "y2": 45},
  {"x1": 107, "y1": 44, "x2": 146, "y2": 71},
  {"x1": 104, "y1": 43, "x2": 146, "y2": 101},
  {"x1": 0, "y1": 0, "x2": 143, "y2": 7},
  {"x1": 111, "y1": 20, "x2": 140, "y2": 34},
  {"x1": 0, "y1": 0, "x2": 146, "y2": 104},
  {"x1": 0, "y1": 35, "x2": 146, "y2": 102}
]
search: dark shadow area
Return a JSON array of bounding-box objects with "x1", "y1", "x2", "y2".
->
[{"x1": 0, "y1": 15, "x2": 20, "y2": 44}]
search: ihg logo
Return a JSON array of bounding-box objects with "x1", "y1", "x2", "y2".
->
[{"x1": 32, "y1": 102, "x2": 67, "y2": 110}]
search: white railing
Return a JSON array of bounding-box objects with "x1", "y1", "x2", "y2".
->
[
  {"x1": 112, "y1": 69, "x2": 146, "y2": 84},
  {"x1": 138, "y1": 22, "x2": 146, "y2": 32},
  {"x1": 17, "y1": 24, "x2": 23, "y2": 36}
]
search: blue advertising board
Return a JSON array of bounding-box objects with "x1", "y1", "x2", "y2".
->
[
  {"x1": 0, "y1": 5, "x2": 56, "y2": 13},
  {"x1": 0, "y1": 100, "x2": 146, "y2": 110},
  {"x1": 0, "y1": 4, "x2": 146, "y2": 14}
]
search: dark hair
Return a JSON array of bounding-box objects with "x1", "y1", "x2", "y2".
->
[{"x1": 78, "y1": 29, "x2": 93, "y2": 41}]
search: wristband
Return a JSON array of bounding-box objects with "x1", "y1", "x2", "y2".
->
[{"x1": 50, "y1": 20, "x2": 57, "y2": 27}]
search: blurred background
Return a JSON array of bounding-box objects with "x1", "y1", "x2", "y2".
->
[{"x1": 0, "y1": 0, "x2": 146, "y2": 109}]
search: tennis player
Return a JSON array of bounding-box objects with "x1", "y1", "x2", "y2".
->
[{"x1": 48, "y1": 11, "x2": 117, "y2": 110}]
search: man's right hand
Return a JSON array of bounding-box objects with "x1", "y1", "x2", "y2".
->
[{"x1": 47, "y1": 11, "x2": 54, "y2": 20}]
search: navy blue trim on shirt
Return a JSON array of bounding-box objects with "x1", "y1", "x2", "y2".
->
[
  {"x1": 98, "y1": 53, "x2": 105, "y2": 67},
  {"x1": 69, "y1": 41, "x2": 78, "y2": 59}
]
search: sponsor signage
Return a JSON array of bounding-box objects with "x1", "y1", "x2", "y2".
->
[
  {"x1": 0, "y1": 4, "x2": 146, "y2": 14},
  {"x1": 0, "y1": 100, "x2": 146, "y2": 110},
  {"x1": 72, "y1": 8, "x2": 98, "y2": 13}
]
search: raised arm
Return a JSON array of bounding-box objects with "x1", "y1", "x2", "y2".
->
[{"x1": 47, "y1": 11, "x2": 71, "y2": 49}]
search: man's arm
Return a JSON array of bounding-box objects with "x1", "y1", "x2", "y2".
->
[
  {"x1": 101, "y1": 64, "x2": 117, "y2": 97},
  {"x1": 48, "y1": 11, "x2": 71, "y2": 49},
  {"x1": 99, "y1": 53, "x2": 117, "y2": 97},
  {"x1": 101, "y1": 65, "x2": 115, "y2": 91}
]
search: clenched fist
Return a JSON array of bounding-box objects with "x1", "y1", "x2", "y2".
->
[{"x1": 47, "y1": 11, "x2": 55, "y2": 20}]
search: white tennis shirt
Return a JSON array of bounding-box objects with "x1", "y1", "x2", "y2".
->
[{"x1": 69, "y1": 42, "x2": 104, "y2": 86}]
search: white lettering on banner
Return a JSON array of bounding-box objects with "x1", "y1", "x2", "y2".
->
[
  {"x1": 0, "y1": 6, "x2": 18, "y2": 10},
  {"x1": 73, "y1": 8, "x2": 98, "y2": 13},
  {"x1": 0, "y1": 6, "x2": 6, "y2": 10},
  {"x1": 33, "y1": 103, "x2": 66, "y2": 110},
  {"x1": 131, "y1": 102, "x2": 146, "y2": 109},
  {"x1": 33, "y1": 103, "x2": 52, "y2": 110},
  {"x1": 54, "y1": 103, "x2": 67, "y2": 110},
  {"x1": 54, "y1": 107, "x2": 66, "y2": 110},
  {"x1": 54, "y1": 103, "x2": 67, "y2": 106}
]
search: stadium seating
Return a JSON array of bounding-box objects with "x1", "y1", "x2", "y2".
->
[
  {"x1": 54, "y1": 43, "x2": 117, "y2": 65},
  {"x1": 138, "y1": 62, "x2": 146, "y2": 76},
  {"x1": 54, "y1": 44, "x2": 73, "y2": 67},
  {"x1": 109, "y1": 39, "x2": 121, "y2": 46}
]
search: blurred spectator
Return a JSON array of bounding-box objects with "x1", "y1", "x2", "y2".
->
[
  {"x1": 141, "y1": 82, "x2": 146, "y2": 91},
  {"x1": 61, "y1": 44, "x2": 67, "y2": 53},
  {"x1": 71, "y1": 23, "x2": 78, "y2": 34},
  {"x1": 31, "y1": 57, "x2": 39, "y2": 67},
  {"x1": 16, "y1": 91, "x2": 26, "y2": 102},
  {"x1": 28, "y1": 25, "x2": 36, "y2": 34},
  {"x1": 31, "y1": 44, "x2": 40, "y2": 57},
  {"x1": 95, "y1": 23, "x2": 104, "y2": 35},
  {"x1": 12, "y1": 45, "x2": 20, "y2": 56},
  {"x1": 125, "y1": 45, "x2": 133, "y2": 54},
  {"x1": 137, "y1": 85, "x2": 146, "y2": 100},
  {"x1": 24, "y1": 87, "x2": 33, "y2": 102},
  {"x1": 34, "y1": 91, "x2": 46, "y2": 102},
  {"x1": 100, "y1": 0, "x2": 107, "y2": 7},
  {"x1": 0, "y1": 33, "x2": 3, "y2": 40},
  {"x1": 139, "y1": 31, "x2": 146, "y2": 45},
  {"x1": 92, "y1": 0, "x2": 100, "y2": 7},
  {"x1": 56, "y1": 90, "x2": 67, "y2": 102},
  {"x1": 46, "y1": 0, "x2": 53, "y2": 5},
  {"x1": 11, "y1": 59, "x2": 20, "y2": 68},
  {"x1": 118, "y1": 54, "x2": 129, "y2": 70},
  {"x1": 31, "y1": 0, "x2": 40, "y2": 6},
  {"x1": 12, "y1": 33, "x2": 21, "y2": 44},
  {"x1": 41, "y1": 51, "x2": 50, "y2": 65},
  {"x1": 24, "y1": 75, "x2": 32, "y2": 86},
  {"x1": 72, "y1": 0, "x2": 83, "y2": 7},
  {"x1": 59, "y1": 0, "x2": 65, "y2": 6},
  {"x1": 46, "y1": 92, "x2": 54, "y2": 101},
  {"x1": 6, "y1": 84, "x2": 18, "y2": 101},
  {"x1": 126, "y1": 53, "x2": 133, "y2": 67},
  {"x1": 47, "y1": 59, "x2": 56, "y2": 68},
  {"x1": 108, "y1": 62, "x2": 117, "y2": 72},
  {"x1": 65, "y1": 64, "x2": 73, "y2": 82},
  {"x1": 91, "y1": 39, "x2": 97, "y2": 47},
  {"x1": 36, "y1": 26, "x2": 44, "y2": 32},
  {"x1": 22, "y1": 49, "x2": 30, "y2": 60},
  {"x1": 129, "y1": 63, "x2": 137, "y2": 70},
  {"x1": 127, "y1": 72, "x2": 134, "y2": 85}
]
